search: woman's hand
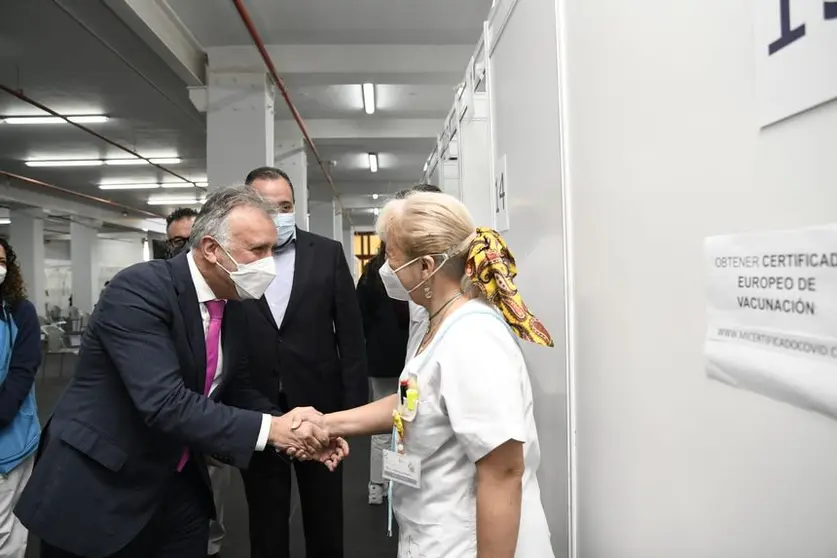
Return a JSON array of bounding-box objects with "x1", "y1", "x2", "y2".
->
[{"x1": 287, "y1": 437, "x2": 351, "y2": 472}]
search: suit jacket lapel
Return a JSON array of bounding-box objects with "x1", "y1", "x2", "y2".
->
[
  {"x1": 169, "y1": 254, "x2": 207, "y2": 393},
  {"x1": 279, "y1": 230, "x2": 314, "y2": 331},
  {"x1": 255, "y1": 296, "x2": 278, "y2": 332}
]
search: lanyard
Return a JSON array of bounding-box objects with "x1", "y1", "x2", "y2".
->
[{"x1": 387, "y1": 424, "x2": 397, "y2": 537}]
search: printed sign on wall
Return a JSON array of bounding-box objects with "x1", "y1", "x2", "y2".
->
[
  {"x1": 705, "y1": 225, "x2": 837, "y2": 420},
  {"x1": 755, "y1": 0, "x2": 837, "y2": 126}
]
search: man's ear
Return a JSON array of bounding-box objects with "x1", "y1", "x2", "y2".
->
[{"x1": 199, "y1": 237, "x2": 218, "y2": 264}]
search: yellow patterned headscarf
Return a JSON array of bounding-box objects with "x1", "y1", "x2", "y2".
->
[{"x1": 463, "y1": 228, "x2": 554, "y2": 348}]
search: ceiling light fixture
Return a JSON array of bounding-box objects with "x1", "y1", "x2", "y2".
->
[
  {"x1": 423, "y1": 161, "x2": 429, "y2": 172},
  {"x1": 105, "y1": 157, "x2": 182, "y2": 166},
  {"x1": 368, "y1": 152, "x2": 378, "y2": 173},
  {"x1": 99, "y1": 183, "x2": 160, "y2": 190},
  {"x1": 362, "y1": 83, "x2": 376, "y2": 115},
  {"x1": 372, "y1": 193, "x2": 379, "y2": 200},
  {"x1": 147, "y1": 196, "x2": 205, "y2": 206},
  {"x1": 26, "y1": 159, "x2": 103, "y2": 167},
  {"x1": 0, "y1": 218, "x2": 10, "y2": 225},
  {"x1": 1, "y1": 115, "x2": 109, "y2": 125}
]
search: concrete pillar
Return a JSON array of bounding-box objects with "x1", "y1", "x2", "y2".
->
[
  {"x1": 332, "y1": 202, "x2": 343, "y2": 243},
  {"x1": 276, "y1": 138, "x2": 308, "y2": 230},
  {"x1": 342, "y1": 225, "x2": 356, "y2": 281},
  {"x1": 70, "y1": 221, "x2": 100, "y2": 313},
  {"x1": 207, "y1": 72, "x2": 275, "y2": 190},
  {"x1": 9, "y1": 209, "x2": 46, "y2": 316},
  {"x1": 308, "y1": 199, "x2": 334, "y2": 239}
]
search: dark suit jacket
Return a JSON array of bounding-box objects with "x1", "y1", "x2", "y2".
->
[
  {"x1": 15, "y1": 254, "x2": 274, "y2": 558},
  {"x1": 241, "y1": 229, "x2": 368, "y2": 415},
  {"x1": 356, "y1": 257, "x2": 409, "y2": 378}
]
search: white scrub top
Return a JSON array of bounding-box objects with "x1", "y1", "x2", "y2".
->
[{"x1": 392, "y1": 299, "x2": 553, "y2": 558}]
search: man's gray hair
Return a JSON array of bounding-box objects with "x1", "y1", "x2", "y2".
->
[{"x1": 189, "y1": 185, "x2": 272, "y2": 248}]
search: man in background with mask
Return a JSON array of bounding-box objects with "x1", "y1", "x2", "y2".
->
[
  {"x1": 165, "y1": 207, "x2": 198, "y2": 258},
  {"x1": 238, "y1": 167, "x2": 367, "y2": 558},
  {"x1": 16, "y1": 186, "x2": 346, "y2": 558}
]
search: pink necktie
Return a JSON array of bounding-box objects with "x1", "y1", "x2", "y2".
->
[{"x1": 177, "y1": 299, "x2": 226, "y2": 472}]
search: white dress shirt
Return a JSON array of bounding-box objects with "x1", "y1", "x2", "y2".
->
[
  {"x1": 264, "y1": 239, "x2": 296, "y2": 328},
  {"x1": 187, "y1": 252, "x2": 271, "y2": 451}
]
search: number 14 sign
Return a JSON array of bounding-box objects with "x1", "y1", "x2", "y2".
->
[
  {"x1": 493, "y1": 155, "x2": 510, "y2": 233},
  {"x1": 756, "y1": 0, "x2": 837, "y2": 126}
]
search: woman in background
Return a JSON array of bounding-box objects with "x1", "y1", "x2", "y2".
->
[
  {"x1": 0, "y1": 238, "x2": 42, "y2": 557},
  {"x1": 356, "y1": 242, "x2": 410, "y2": 505}
]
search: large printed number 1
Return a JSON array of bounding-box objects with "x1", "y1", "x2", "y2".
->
[{"x1": 768, "y1": 0, "x2": 806, "y2": 55}]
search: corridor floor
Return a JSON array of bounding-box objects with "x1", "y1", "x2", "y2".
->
[{"x1": 26, "y1": 373, "x2": 399, "y2": 558}]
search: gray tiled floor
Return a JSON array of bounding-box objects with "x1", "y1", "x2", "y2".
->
[{"x1": 26, "y1": 356, "x2": 399, "y2": 557}]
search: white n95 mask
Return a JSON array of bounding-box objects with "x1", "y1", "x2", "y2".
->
[
  {"x1": 379, "y1": 260, "x2": 411, "y2": 301},
  {"x1": 0, "y1": 266, "x2": 7, "y2": 286},
  {"x1": 273, "y1": 213, "x2": 297, "y2": 246},
  {"x1": 216, "y1": 244, "x2": 277, "y2": 300}
]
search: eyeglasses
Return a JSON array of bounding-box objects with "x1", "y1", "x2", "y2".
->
[{"x1": 166, "y1": 236, "x2": 189, "y2": 250}]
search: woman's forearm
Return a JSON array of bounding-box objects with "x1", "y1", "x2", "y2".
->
[
  {"x1": 475, "y1": 449, "x2": 524, "y2": 558},
  {"x1": 325, "y1": 393, "x2": 397, "y2": 438}
]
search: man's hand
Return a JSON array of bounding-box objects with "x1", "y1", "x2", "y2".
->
[
  {"x1": 287, "y1": 437, "x2": 350, "y2": 472},
  {"x1": 268, "y1": 410, "x2": 329, "y2": 455}
]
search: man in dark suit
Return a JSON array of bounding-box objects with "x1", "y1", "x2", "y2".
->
[
  {"x1": 238, "y1": 167, "x2": 367, "y2": 558},
  {"x1": 15, "y1": 187, "x2": 345, "y2": 558}
]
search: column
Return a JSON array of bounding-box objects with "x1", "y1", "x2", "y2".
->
[
  {"x1": 308, "y1": 199, "x2": 334, "y2": 238},
  {"x1": 332, "y1": 202, "x2": 343, "y2": 242},
  {"x1": 207, "y1": 72, "x2": 275, "y2": 190},
  {"x1": 70, "y1": 220, "x2": 100, "y2": 313},
  {"x1": 9, "y1": 209, "x2": 46, "y2": 316},
  {"x1": 342, "y1": 225, "x2": 356, "y2": 282},
  {"x1": 275, "y1": 137, "x2": 308, "y2": 230}
]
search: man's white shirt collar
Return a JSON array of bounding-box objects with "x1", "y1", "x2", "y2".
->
[{"x1": 187, "y1": 251, "x2": 218, "y2": 303}]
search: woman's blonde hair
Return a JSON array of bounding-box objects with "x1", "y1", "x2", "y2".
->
[{"x1": 376, "y1": 191, "x2": 480, "y2": 297}]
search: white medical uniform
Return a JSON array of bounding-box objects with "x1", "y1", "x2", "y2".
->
[{"x1": 392, "y1": 299, "x2": 553, "y2": 558}]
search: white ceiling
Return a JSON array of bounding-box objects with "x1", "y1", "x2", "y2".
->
[{"x1": 0, "y1": 0, "x2": 490, "y2": 226}]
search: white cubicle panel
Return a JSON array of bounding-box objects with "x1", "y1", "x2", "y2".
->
[
  {"x1": 456, "y1": 38, "x2": 492, "y2": 228},
  {"x1": 486, "y1": 0, "x2": 570, "y2": 555}
]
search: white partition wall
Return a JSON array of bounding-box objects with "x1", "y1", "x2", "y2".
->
[
  {"x1": 456, "y1": 40, "x2": 493, "y2": 227},
  {"x1": 560, "y1": 0, "x2": 837, "y2": 557},
  {"x1": 486, "y1": 0, "x2": 570, "y2": 555}
]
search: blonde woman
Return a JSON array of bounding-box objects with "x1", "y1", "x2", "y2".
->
[{"x1": 293, "y1": 192, "x2": 554, "y2": 557}]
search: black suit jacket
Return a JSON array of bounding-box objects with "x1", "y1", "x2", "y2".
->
[
  {"x1": 241, "y1": 229, "x2": 368, "y2": 414},
  {"x1": 15, "y1": 254, "x2": 274, "y2": 558}
]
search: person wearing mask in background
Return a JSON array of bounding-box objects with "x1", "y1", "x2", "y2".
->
[
  {"x1": 0, "y1": 239, "x2": 42, "y2": 558},
  {"x1": 238, "y1": 167, "x2": 367, "y2": 558},
  {"x1": 293, "y1": 191, "x2": 555, "y2": 557},
  {"x1": 15, "y1": 187, "x2": 346, "y2": 558},
  {"x1": 166, "y1": 207, "x2": 198, "y2": 258},
  {"x1": 355, "y1": 241, "x2": 410, "y2": 505}
]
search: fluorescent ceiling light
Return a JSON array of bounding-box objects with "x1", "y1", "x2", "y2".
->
[
  {"x1": 147, "y1": 196, "x2": 205, "y2": 206},
  {"x1": 104, "y1": 157, "x2": 182, "y2": 166},
  {"x1": 1, "y1": 115, "x2": 108, "y2": 125},
  {"x1": 99, "y1": 183, "x2": 160, "y2": 190},
  {"x1": 368, "y1": 152, "x2": 378, "y2": 173},
  {"x1": 26, "y1": 159, "x2": 103, "y2": 167},
  {"x1": 362, "y1": 83, "x2": 375, "y2": 115},
  {"x1": 372, "y1": 193, "x2": 379, "y2": 200},
  {"x1": 0, "y1": 218, "x2": 10, "y2": 225}
]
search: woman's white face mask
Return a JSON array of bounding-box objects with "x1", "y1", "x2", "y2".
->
[
  {"x1": 0, "y1": 266, "x2": 7, "y2": 286},
  {"x1": 378, "y1": 254, "x2": 449, "y2": 302}
]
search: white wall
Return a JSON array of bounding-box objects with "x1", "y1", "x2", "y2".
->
[
  {"x1": 561, "y1": 0, "x2": 837, "y2": 557},
  {"x1": 487, "y1": 0, "x2": 569, "y2": 554}
]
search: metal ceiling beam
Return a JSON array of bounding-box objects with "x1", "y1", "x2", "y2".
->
[
  {"x1": 104, "y1": 0, "x2": 206, "y2": 86},
  {"x1": 207, "y1": 44, "x2": 474, "y2": 75},
  {"x1": 0, "y1": 175, "x2": 165, "y2": 234}
]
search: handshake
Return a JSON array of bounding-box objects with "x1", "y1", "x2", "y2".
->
[{"x1": 267, "y1": 407, "x2": 348, "y2": 472}]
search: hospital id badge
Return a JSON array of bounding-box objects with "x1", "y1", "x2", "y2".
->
[{"x1": 382, "y1": 449, "x2": 421, "y2": 489}]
